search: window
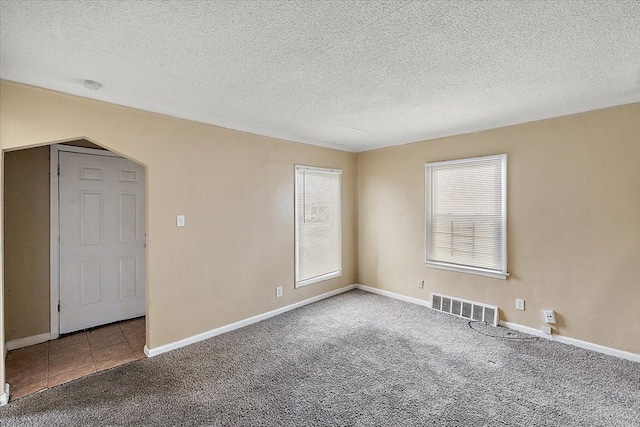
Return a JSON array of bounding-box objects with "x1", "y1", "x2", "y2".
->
[
  {"x1": 295, "y1": 165, "x2": 342, "y2": 287},
  {"x1": 425, "y1": 154, "x2": 507, "y2": 279}
]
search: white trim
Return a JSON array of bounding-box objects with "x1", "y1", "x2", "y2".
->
[
  {"x1": 499, "y1": 320, "x2": 640, "y2": 364},
  {"x1": 498, "y1": 321, "x2": 546, "y2": 337},
  {"x1": 501, "y1": 154, "x2": 508, "y2": 274},
  {"x1": 144, "y1": 284, "x2": 357, "y2": 357},
  {"x1": 424, "y1": 261, "x2": 508, "y2": 280},
  {"x1": 6, "y1": 333, "x2": 51, "y2": 351},
  {"x1": 296, "y1": 271, "x2": 342, "y2": 287},
  {"x1": 356, "y1": 284, "x2": 432, "y2": 308},
  {"x1": 294, "y1": 165, "x2": 342, "y2": 174},
  {"x1": 55, "y1": 144, "x2": 121, "y2": 157},
  {"x1": 50, "y1": 145, "x2": 60, "y2": 340},
  {"x1": 0, "y1": 384, "x2": 9, "y2": 406},
  {"x1": 50, "y1": 144, "x2": 125, "y2": 339}
]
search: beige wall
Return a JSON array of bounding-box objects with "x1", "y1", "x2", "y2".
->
[
  {"x1": 0, "y1": 80, "x2": 637, "y2": 394},
  {"x1": 357, "y1": 103, "x2": 640, "y2": 354},
  {"x1": 3, "y1": 147, "x2": 51, "y2": 341},
  {"x1": 0, "y1": 81, "x2": 357, "y2": 361}
]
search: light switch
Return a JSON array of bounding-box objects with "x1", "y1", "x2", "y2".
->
[{"x1": 177, "y1": 215, "x2": 185, "y2": 227}]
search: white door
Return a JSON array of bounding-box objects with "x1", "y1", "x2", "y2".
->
[{"x1": 59, "y1": 150, "x2": 146, "y2": 334}]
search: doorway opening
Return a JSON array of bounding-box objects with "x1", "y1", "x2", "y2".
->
[{"x1": 3, "y1": 139, "x2": 148, "y2": 401}]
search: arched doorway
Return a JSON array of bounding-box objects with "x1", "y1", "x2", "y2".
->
[{"x1": 3, "y1": 138, "x2": 149, "y2": 401}]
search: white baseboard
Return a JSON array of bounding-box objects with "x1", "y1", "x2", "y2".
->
[
  {"x1": 0, "y1": 384, "x2": 9, "y2": 406},
  {"x1": 498, "y1": 320, "x2": 558, "y2": 339},
  {"x1": 145, "y1": 284, "x2": 357, "y2": 358},
  {"x1": 142, "y1": 282, "x2": 639, "y2": 365},
  {"x1": 6, "y1": 332, "x2": 51, "y2": 351},
  {"x1": 355, "y1": 284, "x2": 639, "y2": 364},
  {"x1": 499, "y1": 320, "x2": 640, "y2": 364},
  {"x1": 355, "y1": 284, "x2": 432, "y2": 308}
]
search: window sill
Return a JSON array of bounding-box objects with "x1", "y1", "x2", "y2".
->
[
  {"x1": 296, "y1": 270, "x2": 342, "y2": 288},
  {"x1": 425, "y1": 261, "x2": 508, "y2": 280}
]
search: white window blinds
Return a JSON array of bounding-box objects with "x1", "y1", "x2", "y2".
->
[
  {"x1": 425, "y1": 154, "x2": 507, "y2": 279},
  {"x1": 295, "y1": 165, "x2": 342, "y2": 287}
]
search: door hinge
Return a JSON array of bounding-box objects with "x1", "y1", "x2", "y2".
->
[
  {"x1": 57, "y1": 164, "x2": 60, "y2": 176},
  {"x1": 58, "y1": 301, "x2": 60, "y2": 312}
]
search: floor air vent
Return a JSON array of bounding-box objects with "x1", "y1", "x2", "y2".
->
[{"x1": 431, "y1": 293, "x2": 498, "y2": 326}]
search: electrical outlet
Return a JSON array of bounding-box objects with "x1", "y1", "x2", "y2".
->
[
  {"x1": 515, "y1": 299, "x2": 525, "y2": 311},
  {"x1": 418, "y1": 280, "x2": 424, "y2": 289},
  {"x1": 541, "y1": 309, "x2": 556, "y2": 324},
  {"x1": 275, "y1": 286, "x2": 283, "y2": 298}
]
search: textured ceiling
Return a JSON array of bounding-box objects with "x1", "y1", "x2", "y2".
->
[{"x1": 1, "y1": 1, "x2": 639, "y2": 152}]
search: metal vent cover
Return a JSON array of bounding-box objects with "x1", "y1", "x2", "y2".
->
[{"x1": 430, "y1": 293, "x2": 499, "y2": 326}]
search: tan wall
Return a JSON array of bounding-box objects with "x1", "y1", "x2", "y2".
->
[
  {"x1": 0, "y1": 81, "x2": 357, "y2": 359},
  {"x1": 0, "y1": 80, "x2": 637, "y2": 396},
  {"x1": 357, "y1": 103, "x2": 640, "y2": 354},
  {"x1": 3, "y1": 147, "x2": 51, "y2": 341}
]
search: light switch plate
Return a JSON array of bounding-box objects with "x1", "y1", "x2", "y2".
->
[{"x1": 177, "y1": 215, "x2": 185, "y2": 227}]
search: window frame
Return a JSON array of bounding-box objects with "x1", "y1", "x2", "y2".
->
[
  {"x1": 424, "y1": 154, "x2": 508, "y2": 280},
  {"x1": 294, "y1": 165, "x2": 343, "y2": 288}
]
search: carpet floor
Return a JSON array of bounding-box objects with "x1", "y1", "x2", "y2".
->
[{"x1": 1, "y1": 289, "x2": 639, "y2": 426}]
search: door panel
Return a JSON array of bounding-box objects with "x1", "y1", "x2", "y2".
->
[
  {"x1": 118, "y1": 193, "x2": 138, "y2": 242},
  {"x1": 81, "y1": 261, "x2": 103, "y2": 305},
  {"x1": 59, "y1": 151, "x2": 146, "y2": 334},
  {"x1": 119, "y1": 256, "x2": 138, "y2": 298},
  {"x1": 80, "y1": 191, "x2": 104, "y2": 244}
]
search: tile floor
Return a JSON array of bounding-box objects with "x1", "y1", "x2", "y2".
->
[{"x1": 6, "y1": 317, "x2": 145, "y2": 402}]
